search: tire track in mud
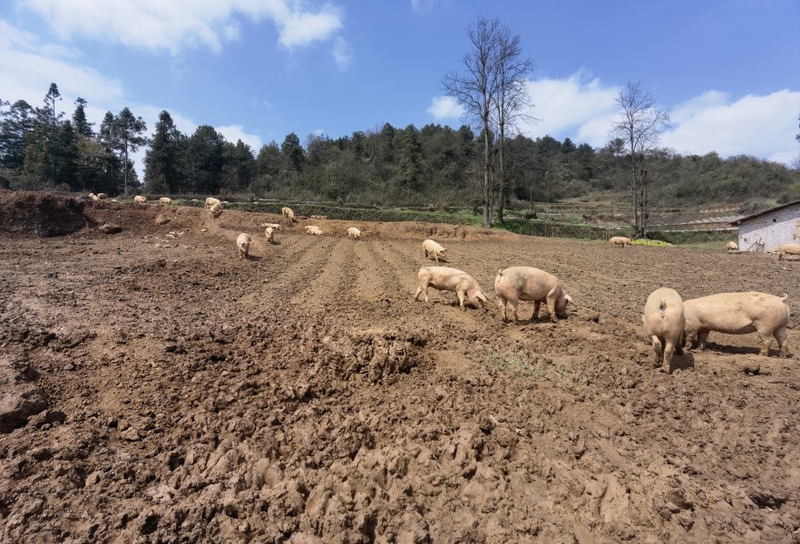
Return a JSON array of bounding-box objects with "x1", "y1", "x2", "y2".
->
[
  {"x1": 351, "y1": 239, "x2": 419, "y2": 303},
  {"x1": 239, "y1": 232, "x2": 329, "y2": 312},
  {"x1": 285, "y1": 236, "x2": 358, "y2": 314}
]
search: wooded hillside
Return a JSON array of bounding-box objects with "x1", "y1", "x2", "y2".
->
[{"x1": 3, "y1": 85, "x2": 799, "y2": 221}]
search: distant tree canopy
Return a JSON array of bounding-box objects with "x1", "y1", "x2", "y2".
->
[{"x1": 1, "y1": 83, "x2": 799, "y2": 217}]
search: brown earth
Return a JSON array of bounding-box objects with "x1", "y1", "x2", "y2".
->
[{"x1": 1, "y1": 192, "x2": 799, "y2": 544}]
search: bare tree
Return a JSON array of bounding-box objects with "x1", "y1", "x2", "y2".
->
[
  {"x1": 611, "y1": 81, "x2": 670, "y2": 237},
  {"x1": 491, "y1": 27, "x2": 534, "y2": 223},
  {"x1": 443, "y1": 17, "x2": 501, "y2": 228}
]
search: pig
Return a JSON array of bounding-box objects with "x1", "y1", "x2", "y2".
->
[
  {"x1": 264, "y1": 226, "x2": 275, "y2": 244},
  {"x1": 205, "y1": 197, "x2": 221, "y2": 208},
  {"x1": 683, "y1": 292, "x2": 790, "y2": 357},
  {"x1": 236, "y1": 233, "x2": 252, "y2": 259},
  {"x1": 494, "y1": 266, "x2": 574, "y2": 323},
  {"x1": 610, "y1": 236, "x2": 632, "y2": 247},
  {"x1": 422, "y1": 239, "x2": 447, "y2": 263},
  {"x1": 778, "y1": 243, "x2": 800, "y2": 260},
  {"x1": 282, "y1": 207, "x2": 297, "y2": 223},
  {"x1": 305, "y1": 225, "x2": 323, "y2": 236},
  {"x1": 642, "y1": 288, "x2": 685, "y2": 371},
  {"x1": 727, "y1": 241, "x2": 738, "y2": 251},
  {"x1": 414, "y1": 266, "x2": 488, "y2": 311},
  {"x1": 133, "y1": 195, "x2": 147, "y2": 204},
  {"x1": 159, "y1": 197, "x2": 172, "y2": 205},
  {"x1": 209, "y1": 202, "x2": 223, "y2": 218},
  {"x1": 347, "y1": 227, "x2": 362, "y2": 240}
]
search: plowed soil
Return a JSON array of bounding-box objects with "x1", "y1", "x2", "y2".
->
[{"x1": 1, "y1": 192, "x2": 799, "y2": 544}]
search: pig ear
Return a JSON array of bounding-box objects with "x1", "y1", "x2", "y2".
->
[{"x1": 566, "y1": 294, "x2": 576, "y2": 307}]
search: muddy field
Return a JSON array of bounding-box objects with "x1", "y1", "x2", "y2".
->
[{"x1": 1, "y1": 192, "x2": 799, "y2": 544}]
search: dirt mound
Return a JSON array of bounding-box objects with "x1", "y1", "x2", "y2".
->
[
  {"x1": 0, "y1": 192, "x2": 88, "y2": 236},
  {"x1": 1, "y1": 192, "x2": 799, "y2": 543}
]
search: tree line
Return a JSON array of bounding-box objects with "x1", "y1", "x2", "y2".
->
[{"x1": 2, "y1": 83, "x2": 799, "y2": 228}]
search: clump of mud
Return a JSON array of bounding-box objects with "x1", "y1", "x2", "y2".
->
[{"x1": 337, "y1": 328, "x2": 424, "y2": 384}]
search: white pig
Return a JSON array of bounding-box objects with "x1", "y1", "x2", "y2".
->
[
  {"x1": 209, "y1": 202, "x2": 223, "y2": 218},
  {"x1": 236, "y1": 233, "x2": 252, "y2": 259},
  {"x1": 494, "y1": 266, "x2": 574, "y2": 323},
  {"x1": 610, "y1": 236, "x2": 632, "y2": 247},
  {"x1": 414, "y1": 266, "x2": 487, "y2": 311},
  {"x1": 422, "y1": 239, "x2": 447, "y2": 263},
  {"x1": 642, "y1": 288, "x2": 685, "y2": 371},
  {"x1": 778, "y1": 243, "x2": 800, "y2": 260},
  {"x1": 683, "y1": 292, "x2": 790, "y2": 357}
]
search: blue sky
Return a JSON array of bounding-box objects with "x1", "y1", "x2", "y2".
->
[{"x1": 2, "y1": 0, "x2": 799, "y2": 177}]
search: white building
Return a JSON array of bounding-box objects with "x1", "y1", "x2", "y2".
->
[{"x1": 732, "y1": 200, "x2": 800, "y2": 252}]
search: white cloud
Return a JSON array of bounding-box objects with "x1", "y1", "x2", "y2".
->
[
  {"x1": 331, "y1": 36, "x2": 352, "y2": 70},
  {"x1": 427, "y1": 95, "x2": 464, "y2": 120},
  {"x1": 0, "y1": 20, "x2": 126, "y2": 109},
  {"x1": 661, "y1": 89, "x2": 800, "y2": 164},
  {"x1": 216, "y1": 124, "x2": 263, "y2": 151},
  {"x1": 521, "y1": 73, "x2": 619, "y2": 146},
  {"x1": 432, "y1": 71, "x2": 800, "y2": 165},
  {"x1": 410, "y1": 0, "x2": 451, "y2": 12},
  {"x1": 278, "y1": 4, "x2": 343, "y2": 48},
  {"x1": 18, "y1": 0, "x2": 345, "y2": 54}
]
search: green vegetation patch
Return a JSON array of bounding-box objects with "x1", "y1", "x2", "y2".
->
[{"x1": 631, "y1": 238, "x2": 673, "y2": 247}]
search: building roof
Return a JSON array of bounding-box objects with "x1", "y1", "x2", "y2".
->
[{"x1": 731, "y1": 199, "x2": 800, "y2": 225}]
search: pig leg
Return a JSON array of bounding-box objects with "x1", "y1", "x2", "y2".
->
[
  {"x1": 696, "y1": 331, "x2": 709, "y2": 350},
  {"x1": 532, "y1": 301, "x2": 541, "y2": 321},
  {"x1": 755, "y1": 328, "x2": 776, "y2": 357},
  {"x1": 508, "y1": 298, "x2": 520, "y2": 322},
  {"x1": 683, "y1": 330, "x2": 694, "y2": 351},
  {"x1": 546, "y1": 297, "x2": 558, "y2": 323},
  {"x1": 774, "y1": 326, "x2": 789, "y2": 357},
  {"x1": 496, "y1": 296, "x2": 509, "y2": 321},
  {"x1": 757, "y1": 325, "x2": 789, "y2": 357},
  {"x1": 650, "y1": 336, "x2": 664, "y2": 367},
  {"x1": 663, "y1": 339, "x2": 677, "y2": 372},
  {"x1": 456, "y1": 289, "x2": 466, "y2": 311},
  {"x1": 414, "y1": 284, "x2": 429, "y2": 303}
]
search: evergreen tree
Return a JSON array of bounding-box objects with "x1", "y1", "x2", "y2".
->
[
  {"x1": 396, "y1": 124, "x2": 422, "y2": 192},
  {"x1": 281, "y1": 132, "x2": 305, "y2": 174},
  {"x1": 144, "y1": 110, "x2": 185, "y2": 193},
  {"x1": 39, "y1": 83, "x2": 63, "y2": 127},
  {"x1": 185, "y1": 125, "x2": 225, "y2": 194},
  {"x1": 97, "y1": 112, "x2": 125, "y2": 194},
  {"x1": 114, "y1": 107, "x2": 148, "y2": 194},
  {"x1": 72, "y1": 98, "x2": 94, "y2": 137},
  {"x1": 0, "y1": 100, "x2": 36, "y2": 171},
  {"x1": 221, "y1": 139, "x2": 256, "y2": 194},
  {"x1": 253, "y1": 141, "x2": 283, "y2": 194},
  {"x1": 23, "y1": 84, "x2": 68, "y2": 187}
]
